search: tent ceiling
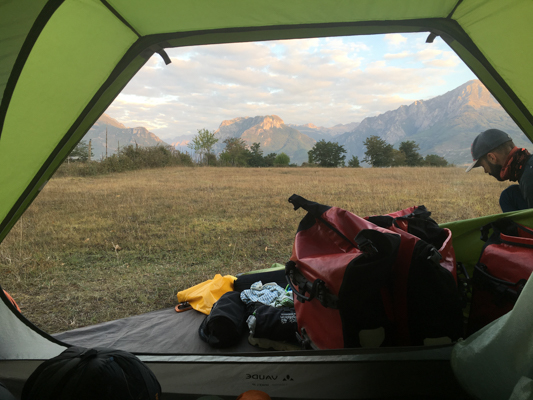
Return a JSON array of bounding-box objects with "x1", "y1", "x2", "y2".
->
[{"x1": 1, "y1": 0, "x2": 533, "y2": 243}]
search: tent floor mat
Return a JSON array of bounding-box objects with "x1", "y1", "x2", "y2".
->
[{"x1": 53, "y1": 307, "x2": 266, "y2": 354}]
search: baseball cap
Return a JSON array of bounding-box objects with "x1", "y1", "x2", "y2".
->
[{"x1": 465, "y1": 129, "x2": 512, "y2": 172}]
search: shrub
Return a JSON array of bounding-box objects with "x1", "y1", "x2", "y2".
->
[
  {"x1": 56, "y1": 145, "x2": 193, "y2": 176},
  {"x1": 273, "y1": 152, "x2": 290, "y2": 166}
]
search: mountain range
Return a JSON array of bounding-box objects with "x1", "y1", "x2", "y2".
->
[
  {"x1": 83, "y1": 114, "x2": 169, "y2": 160},
  {"x1": 88, "y1": 79, "x2": 529, "y2": 165},
  {"x1": 336, "y1": 80, "x2": 527, "y2": 164},
  {"x1": 286, "y1": 122, "x2": 360, "y2": 141}
]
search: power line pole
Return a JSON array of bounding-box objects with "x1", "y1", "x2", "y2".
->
[
  {"x1": 88, "y1": 139, "x2": 92, "y2": 162},
  {"x1": 105, "y1": 126, "x2": 108, "y2": 159}
]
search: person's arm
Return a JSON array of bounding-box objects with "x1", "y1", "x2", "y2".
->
[{"x1": 519, "y1": 161, "x2": 533, "y2": 208}]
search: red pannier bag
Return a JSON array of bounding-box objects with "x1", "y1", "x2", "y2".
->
[
  {"x1": 467, "y1": 218, "x2": 533, "y2": 335},
  {"x1": 365, "y1": 205, "x2": 462, "y2": 346},
  {"x1": 285, "y1": 195, "x2": 402, "y2": 349},
  {"x1": 286, "y1": 196, "x2": 464, "y2": 349}
]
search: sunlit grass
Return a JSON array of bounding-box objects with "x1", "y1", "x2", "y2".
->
[{"x1": 0, "y1": 166, "x2": 508, "y2": 333}]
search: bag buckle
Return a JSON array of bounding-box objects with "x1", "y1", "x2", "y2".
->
[
  {"x1": 427, "y1": 247, "x2": 442, "y2": 265},
  {"x1": 354, "y1": 236, "x2": 378, "y2": 257}
]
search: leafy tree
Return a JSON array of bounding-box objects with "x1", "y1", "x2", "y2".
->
[
  {"x1": 347, "y1": 155, "x2": 361, "y2": 168},
  {"x1": 363, "y1": 135, "x2": 394, "y2": 167},
  {"x1": 263, "y1": 153, "x2": 277, "y2": 167},
  {"x1": 390, "y1": 149, "x2": 407, "y2": 167},
  {"x1": 308, "y1": 140, "x2": 347, "y2": 167},
  {"x1": 248, "y1": 142, "x2": 265, "y2": 167},
  {"x1": 273, "y1": 152, "x2": 290, "y2": 166},
  {"x1": 219, "y1": 137, "x2": 250, "y2": 166},
  {"x1": 424, "y1": 154, "x2": 449, "y2": 167},
  {"x1": 399, "y1": 140, "x2": 423, "y2": 166},
  {"x1": 68, "y1": 140, "x2": 93, "y2": 162},
  {"x1": 187, "y1": 128, "x2": 218, "y2": 165}
]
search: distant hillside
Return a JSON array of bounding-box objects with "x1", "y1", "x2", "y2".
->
[
  {"x1": 84, "y1": 114, "x2": 169, "y2": 160},
  {"x1": 213, "y1": 115, "x2": 316, "y2": 164},
  {"x1": 167, "y1": 133, "x2": 196, "y2": 153},
  {"x1": 337, "y1": 80, "x2": 528, "y2": 165},
  {"x1": 288, "y1": 122, "x2": 359, "y2": 141}
]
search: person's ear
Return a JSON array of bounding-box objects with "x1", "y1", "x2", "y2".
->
[{"x1": 486, "y1": 152, "x2": 498, "y2": 164}]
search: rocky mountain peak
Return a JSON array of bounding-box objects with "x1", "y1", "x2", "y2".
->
[
  {"x1": 258, "y1": 115, "x2": 284, "y2": 130},
  {"x1": 94, "y1": 113, "x2": 128, "y2": 129},
  {"x1": 460, "y1": 79, "x2": 500, "y2": 109},
  {"x1": 220, "y1": 117, "x2": 247, "y2": 128}
]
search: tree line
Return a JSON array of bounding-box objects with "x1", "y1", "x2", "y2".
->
[
  {"x1": 63, "y1": 129, "x2": 449, "y2": 174},
  {"x1": 187, "y1": 128, "x2": 292, "y2": 167},
  {"x1": 361, "y1": 136, "x2": 449, "y2": 167},
  {"x1": 187, "y1": 129, "x2": 449, "y2": 168}
]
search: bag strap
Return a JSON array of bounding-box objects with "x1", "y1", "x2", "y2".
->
[
  {"x1": 289, "y1": 194, "x2": 361, "y2": 249},
  {"x1": 480, "y1": 217, "x2": 521, "y2": 242},
  {"x1": 456, "y1": 262, "x2": 472, "y2": 309},
  {"x1": 288, "y1": 194, "x2": 331, "y2": 216},
  {"x1": 473, "y1": 263, "x2": 527, "y2": 303},
  {"x1": 399, "y1": 205, "x2": 432, "y2": 220}
]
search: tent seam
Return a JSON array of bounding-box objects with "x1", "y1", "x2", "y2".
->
[
  {"x1": 99, "y1": 0, "x2": 141, "y2": 38},
  {"x1": 0, "y1": 0, "x2": 65, "y2": 140}
]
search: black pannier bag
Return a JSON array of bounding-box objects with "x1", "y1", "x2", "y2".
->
[
  {"x1": 467, "y1": 218, "x2": 533, "y2": 335},
  {"x1": 199, "y1": 291, "x2": 247, "y2": 348},
  {"x1": 21, "y1": 347, "x2": 161, "y2": 400},
  {"x1": 285, "y1": 195, "x2": 402, "y2": 349},
  {"x1": 365, "y1": 205, "x2": 463, "y2": 346},
  {"x1": 286, "y1": 195, "x2": 464, "y2": 350}
]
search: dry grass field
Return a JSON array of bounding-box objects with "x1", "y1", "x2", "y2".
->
[{"x1": 0, "y1": 166, "x2": 509, "y2": 334}]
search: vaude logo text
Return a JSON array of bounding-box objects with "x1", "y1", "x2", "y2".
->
[
  {"x1": 246, "y1": 374, "x2": 278, "y2": 380},
  {"x1": 245, "y1": 374, "x2": 295, "y2": 382}
]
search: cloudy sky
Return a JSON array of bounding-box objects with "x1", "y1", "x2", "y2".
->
[{"x1": 105, "y1": 32, "x2": 477, "y2": 142}]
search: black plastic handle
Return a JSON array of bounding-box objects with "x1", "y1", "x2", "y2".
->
[{"x1": 285, "y1": 261, "x2": 317, "y2": 302}]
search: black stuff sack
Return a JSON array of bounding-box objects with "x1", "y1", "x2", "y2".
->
[
  {"x1": 199, "y1": 291, "x2": 247, "y2": 348},
  {"x1": 247, "y1": 303, "x2": 298, "y2": 344},
  {"x1": 21, "y1": 347, "x2": 161, "y2": 400}
]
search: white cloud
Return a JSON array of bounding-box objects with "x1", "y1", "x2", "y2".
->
[
  {"x1": 384, "y1": 51, "x2": 411, "y2": 60},
  {"x1": 384, "y1": 33, "x2": 408, "y2": 46},
  {"x1": 415, "y1": 48, "x2": 444, "y2": 61},
  {"x1": 102, "y1": 33, "x2": 477, "y2": 141}
]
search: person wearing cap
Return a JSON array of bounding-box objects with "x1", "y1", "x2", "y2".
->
[{"x1": 466, "y1": 128, "x2": 533, "y2": 212}]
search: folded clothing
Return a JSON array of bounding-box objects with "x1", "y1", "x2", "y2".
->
[{"x1": 240, "y1": 281, "x2": 293, "y2": 308}]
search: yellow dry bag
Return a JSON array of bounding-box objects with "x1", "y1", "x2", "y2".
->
[{"x1": 177, "y1": 274, "x2": 235, "y2": 315}]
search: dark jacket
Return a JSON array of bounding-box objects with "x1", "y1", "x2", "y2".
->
[{"x1": 519, "y1": 155, "x2": 533, "y2": 208}]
